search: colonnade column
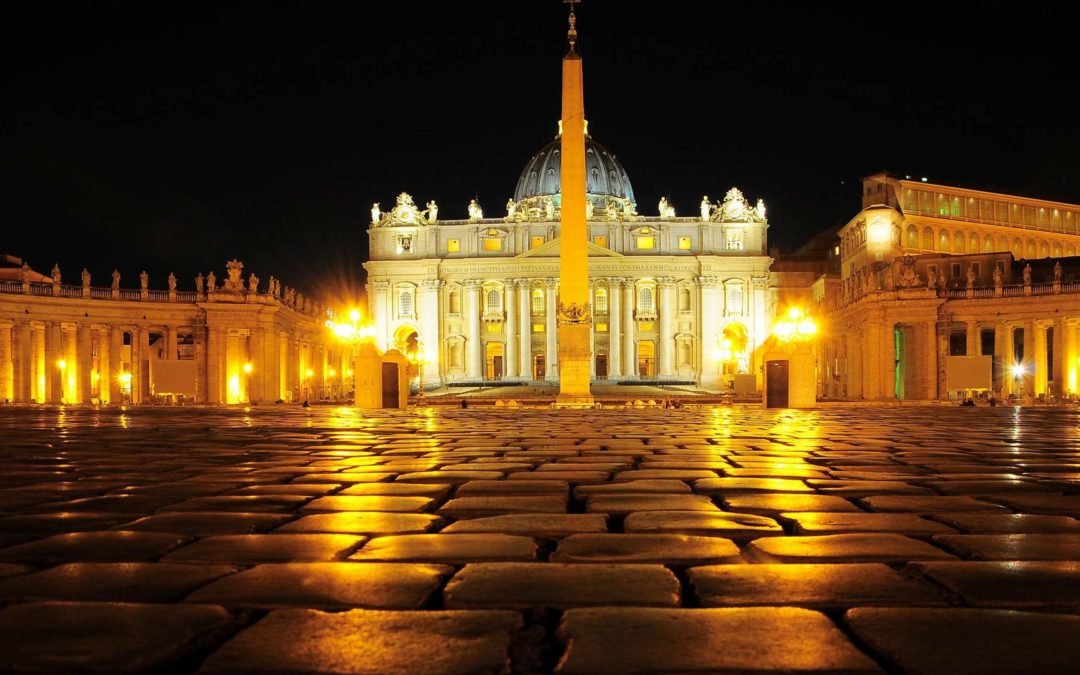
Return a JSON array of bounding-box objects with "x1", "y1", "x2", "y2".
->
[
  {"x1": 966, "y1": 320, "x2": 980, "y2": 356},
  {"x1": 138, "y1": 327, "x2": 151, "y2": 402},
  {"x1": 1022, "y1": 321, "x2": 1035, "y2": 398},
  {"x1": 371, "y1": 281, "x2": 390, "y2": 352},
  {"x1": 846, "y1": 330, "x2": 863, "y2": 399},
  {"x1": 545, "y1": 278, "x2": 558, "y2": 380},
  {"x1": 206, "y1": 326, "x2": 223, "y2": 404},
  {"x1": 1067, "y1": 321, "x2": 1079, "y2": 396},
  {"x1": 658, "y1": 277, "x2": 675, "y2": 378},
  {"x1": 250, "y1": 329, "x2": 265, "y2": 403},
  {"x1": 419, "y1": 280, "x2": 442, "y2": 387},
  {"x1": 463, "y1": 280, "x2": 482, "y2": 380},
  {"x1": 862, "y1": 320, "x2": 883, "y2": 400},
  {"x1": 77, "y1": 323, "x2": 92, "y2": 404},
  {"x1": 1052, "y1": 317, "x2": 1066, "y2": 400},
  {"x1": 166, "y1": 326, "x2": 178, "y2": 360},
  {"x1": 12, "y1": 323, "x2": 31, "y2": 403},
  {"x1": 608, "y1": 278, "x2": 622, "y2": 379},
  {"x1": 45, "y1": 321, "x2": 63, "y2": 404},
  {"x1": 0, "y1": 324, "x2": 11, "y2": 402},
  {"x1": 505, "y1": 281, "x2": 518, "y2": 379},
  {"x1": 622, "y1": 280, "x2": 636, "y2": 377},
  {"x1": 518, "y1": 281, "x2": 532, "y2": 379},
  {"x1": 698, "y1": 276, "x2": 721, "y2": 388},
  {"x1": 936, "y1": 316, "x2": 951, "y2": 401},
  {"x1": 1034, "y1": 322, "x2": 1048, "y2": 397},
  {"x1": 108, "y1": 327, "x2": 123, "y2": 404}
]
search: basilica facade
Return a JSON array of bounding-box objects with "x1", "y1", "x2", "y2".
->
[{"x1": 363, "y1": 128, "x2": 773, "y2": 390}]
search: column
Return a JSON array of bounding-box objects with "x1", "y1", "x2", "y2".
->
[
  {"x1": 518, "y1": 281, "x2": 532, "y2": 379},
  {"x1": 1033, "y1": 322, "x2": 1048, "y2": 397},
  {"x1": 1052, "y1": 318, "x2": 1066, "y2": 400},
  {"x1": 846, "y1": 330, "x2": 863, "y2": 399},
  {"x1": 1022, "y1": 320, "x2": 1035, "y2": 398},
  {"x1": 863, "y1": 320, "x2": 882, "y2": 400},
  {"x1": 109, "y1": 327, "x2": 123, "y2": 404},
  {"x1": 30, "y1": 325, "x2": 43, "y2": 402},
  {"x1": 0, "y1": 324, "x2": 11, "y2": 402},
  {"x1": 138, "y1": 327, "x2": 151, "y2": 402},
  {"x1": 750, "y1": 278, "x2": 770, "y2": 377},
  {"x1": 936, "y1": 316, "x2": 950, "y2": 401},
  {"x1": 505, "y1": 281, "x2": 518, "y2": 379},
  {"x1": 994, "y1": 323, "x2": 1007, "y2": 396},
  {"x1": 45, "y1": 321, "x2": 63, "y2": 404},
  {"x1": 372, "y1": 281, "x2": 390, "y2": 352},
  {"x1": 658, "y1": 277, "x2": 675, "y2": 378},
  {"x1": 264, "y1": 328, "x2": 280, "y2": 402},
  {"x1": 608, "y1": 278, "x2": 622, "y2": 379},
  {"x1": 206, "y1": 326, "x2": 223, "y2": 404},
  {"x1": 419, "y1": 280, "x2": 442, "y2": 387},
  {"x1": 698, "y1": 276, "x2": 721, "y2": 387},
  {"x1": 77, "y1": 323, "x2": 92, "y2": 404},
  {"x1": 464, "y1": 280, "x2": 482, "y2": 379},
  {"x1": 623, "y1": 280, "x2": 636, "y2": 377},
  {"x1": 545, "y1": 278, "x2": 558, "y2": 380},
  {"x1": 12, "y1": 322, "x2": 31, "y2": 403},
  {"x1": 1067, "y1": 321, "x2": 1079, "y2": 397},
  {"x1": 166, "y1": 326, "x2": 178, "y2": 360},
  {"x1": 250, "y1": 329, "x2": 265, "y2": 403},
  {"x1": 966, "y1": 320, "x2": 979, "y2": 356}
]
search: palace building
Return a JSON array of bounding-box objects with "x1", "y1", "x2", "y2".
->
[
  {"x1": 362, "y1": 126, "x2": 773, "y2": 390},
  {"x1": 805, "y1": 173, "x2": 1080, "y2": 403}
]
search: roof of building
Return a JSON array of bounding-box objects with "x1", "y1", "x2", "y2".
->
[{"x1": 513, "y1": 132, "x2": 635, "y2": 204}]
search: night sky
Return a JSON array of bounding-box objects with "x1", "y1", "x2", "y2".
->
[{"x1": 5, "y1": 1, "x2": 1077, "y2": 298}]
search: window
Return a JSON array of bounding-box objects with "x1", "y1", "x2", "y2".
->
[
  {"x1": 678, "y1": 236, "x2": 692, "y2": 250},
  {"x1": 397, "y1": 236, "x2": 413, "y2": 254},
  {"x1": 679, "y1": 287, "x2": 691, "y2": 311},
  {"x1": 532, "y1": 289, "x2": 544, "y2": 314},
  {"x1": 971, "y1": 263, "x2": 980, "y2": 278},
  {"x1": 594, "y1": 288, "x2": 608, "y2": 314},
  {"x1": 595, "y1": 323, "x2": 608, "y2": 332},
  {"x1": 594, "y1": 235, "x2": 607, "y2": 248},
  {"x1": 448, "y1": 290, "x2": 461, "y2": 314},
  {"x1": 725, "y1": 284, "x2": 743, "y2": 315},
  {"x1": 483, "y1": 238, "x2": 503, "y2": 252},
  {"x1": 951, "y1": 263, "x2": 961, "y2": 278},
  {"x1": 486, "y1": 288, "x2": 502, "y2": 313},
  {"x1": 636, "y1": 236, "x2": 655, "y2": 250},
  {"x1": 531, "y1": 235, "x2": 545, "y2": 249},
  {"x1": 533, "y1": 323, "x2": 544, "y2": 332},
  {"x1": 398, "y1": 289, "x2": 414, "y2": 317},
  {"x1": 638, "y1": 286, "x2": 654, "y2": 313},
  {"x1": 447, "y1": 239, "x2": 460, "y2": 253},
  {"x1": 727, "y1": 232, "x2": 743, "y2": 250}
]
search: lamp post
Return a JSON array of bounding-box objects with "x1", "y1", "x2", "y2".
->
[
  {"x1": 408, "y1": 342, "x2": 426, "y2": 402},
  {"x1": 1011, "y1": 363, "x2": 1026, "y2": 403},
  {"x1": 325, "y1": 308, "x2": 376, "y2": 406}
]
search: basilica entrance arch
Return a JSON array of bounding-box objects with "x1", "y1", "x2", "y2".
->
[
  {"x1": 485, "y1": 342, "x2": 504, "y2": 380},
  {"x1": 393, "y1": 325, "x2": 419, "y2": 355},
  {"x1": 637, "y1": 340, "x2": 655, "y2": 379}
]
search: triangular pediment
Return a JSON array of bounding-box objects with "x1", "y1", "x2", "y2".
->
[{"x1": 515, "y1": 237, "x2": 623, "y2": 259}]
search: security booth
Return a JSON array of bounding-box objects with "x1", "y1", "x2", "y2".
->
[
  {"x1": 380, "y1": 349, "x2": 409, "y2": 409},
  {"x1": 762, "y1": 337, "x2": 817, "y2": 409}
]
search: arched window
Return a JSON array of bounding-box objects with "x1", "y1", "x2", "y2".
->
[
  {"x1": 969, "y1": 233, "x2": 979, "y2": 253},
  {"x1": 448, "y1": 290, "x2": 461, "y2": 314},
  {"x1": 594, "y1": 288, "x2": 608, "y2": 314},
  {"x1": 638, "y1": 286, "x2": 654, "y2": 314},
  {"x1": 906, "y1": 225, "x2": 918, "y2": 249},
  {"x1": 984, "y1": 235, "x2": 994, "y2": 253},
  {"x1": 953, "y1": 231, "x2": 965, "y2": 254},
  {"x1": 725, "y1": 283, "x2": 744, "y2": 315},
  {"x1": 398, "y1": 289, "x2": 414, "y2": 318},
  {"x1": 486, "y1": 288, "x2": 502, "y2": 313},
  {"x1": 532, "y1": 288, "x2": 544, "y2": 315},
  {"x1": 922, "y1": 227, "x2": 934, "y2": 250},
  {"x1": 679, "y1": 287, "x2": 691, "y2": 311},
  {"x1": 1039, "y1": 241, "x2": 1050, "y2": 258},
  {"x1": 939, "y1": 231, "x2": 950, "y2": 252}
]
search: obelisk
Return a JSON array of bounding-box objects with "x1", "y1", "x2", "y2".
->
[{"x1": 555, "y1": 0, "x2": 594, "y2": 407}]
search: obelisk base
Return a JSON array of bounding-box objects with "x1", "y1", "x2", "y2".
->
[{"x1": 555, "y1": 323, "x2": 594, "y2": 408}]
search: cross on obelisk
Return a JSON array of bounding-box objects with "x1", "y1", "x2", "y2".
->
[{"x1": 555, "y1": 0, "x2": 594, "y2": 407}]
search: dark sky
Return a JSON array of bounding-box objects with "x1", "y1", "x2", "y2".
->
[{"x1": 5, "y1": 1, "x2": 1078, "y2": 297}]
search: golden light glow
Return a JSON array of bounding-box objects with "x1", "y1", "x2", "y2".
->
[
  {"x1": 773, "y1": 308, "x2": 817, "y2": 342},
  {"x1": 328, "y1": 368, "x2": 336, "y2": 377},
  {"x1": 118, "y1": 372, "x2": 132, "y2": 384},
  {"x1": 348, "y1": 309, "x2": 361, "y2": 323},
  {"x1": 305, "y1": 369, "x2": 314, "y2": 378},
  {"x1": 227, "y1": 375, "x2": 241, "y2": 403},
  {"x1": 56, "y1": 359, "x2": 66, "y2": 370},
  {"x1": 345, "y1": 369, "x2": 353, "y2": 377},
  {"x1": 243, "y1": 362, "x2": 253, "y2": 374},
  {"x1": 868, "y1": 219, "x2": 891, "y2": 244},
  {"x1": 1011, "y1": 363, "x2": 1027, "y2": 378}
]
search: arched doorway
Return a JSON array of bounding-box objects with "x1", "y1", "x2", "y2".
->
[
  {"x1": 637, "y1": 340, "x2": 655, "y2": 379},
  {"x1": 718, "y1": 323, "x2": 749, "y2": 377},
  {"x1": 533, "y1": 354, "x2": 545, "y2": 381}
]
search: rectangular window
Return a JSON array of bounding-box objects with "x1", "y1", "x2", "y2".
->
[
  {"x1": 447, "y1": 239, "x2": 460, "y2": 253},
  {"x1": 531, "y1": 235, "x2": 545, "y2": 249},
  {"x1": 595, "y1": 323, "x2": 608, "y2": 332},
  {"x1": 486, "y1": 323, "x2": 502, "y2": 333},
  {"x1": 727, "y1": 235, "x2": 743, "y2": 251},
  {"x1": 594, "y1": 235, "x2": 607, "y2": 248},
  {"x1": 483, "y1": 238, "x2": 503, "y2": 252},
  {"x1": 637, "y1": 321, "x2": 654, "y2": 333},
  {"x1": 636, "y1": 236, "x2": 654, "y2": 250},
  {"x1": 971, "y1": 262, "x2": 980, "y2": 278},
  {"x1": 533, "y1": 323, "x2": 545, "y2": 332},
  {"x1": 951, "y1": 263, "x2": 961, "y2": 278},
  {"x1": 678, "y1": 236, "x2": 692, "y2": 250}
]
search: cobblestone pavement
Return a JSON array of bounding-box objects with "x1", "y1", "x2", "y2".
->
[{"x1": 1, "y1": 404, "x2": 1079, "y2": 673}]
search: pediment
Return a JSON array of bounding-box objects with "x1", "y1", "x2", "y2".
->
[{"x1": 515, "y1": 237, "x2": 623, "y2": 259}]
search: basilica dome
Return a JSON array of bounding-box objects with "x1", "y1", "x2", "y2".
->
[{"x1": 513, "y1": 130, "x2": 636, "y2": 205}]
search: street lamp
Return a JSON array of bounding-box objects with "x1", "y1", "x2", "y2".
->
[
  {"x1": 408, "y1": 343, "x2": 427, "y2": 401},
  {"x1": 773, "y1": 307, "x2": 818, "y2": 342},
  {"x1": 325, "y1": 308, "x2": 376, "y2": 404},
  {"x1": 1011, "y1": 363, "x2": 1027, "y2": 402}
]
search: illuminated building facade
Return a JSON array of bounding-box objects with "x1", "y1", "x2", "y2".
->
[
  {"x1": 0, "y1": 257, "x2": 346, "y2": 404},
  {"x1": 363, "y1": 130, "x2": 773, "y2": 389},
  {"x1": 808, "y1": 173, "x2": 1080, "y2": 401}
]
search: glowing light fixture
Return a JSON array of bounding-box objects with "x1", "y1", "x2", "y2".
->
[
  {"x1": 773, "y1": 308, "x2": 817, "y2": 342},
  {"x1": 243, "y1": 362, "x2": 253, "y2": 374},
  {"x1": 328, "y1": 368, "x2": 336, "y2": 377},
  {"x1": 56, "y1": 359, "x2": 66, "y2": 370},
  {"x1": 118, "y1": 372, "x2": 132, "y2": 384},
  {"x1": 305, "y1": 369, "x2": 314, "y2": 378},
  {"x1": 1011, "y1": 364, "x2": 1027, "y2": 378}
]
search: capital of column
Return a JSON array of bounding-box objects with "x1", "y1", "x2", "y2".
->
[
  {"x1": 372, "y1": 281, "x2": 390, "y2": 292},
  {"x1": 510, "y1": 278, "x2": 530, "y2": 289},
  {"x1": 544, "y1": 278, "x2": 559, "y2": 289},
  {"x1": 419, "y1": 279, "x2": 442, "y2": 291},
  {"x1": 698, "y1": 275, "x2": 721, "y2": 289},
  {"x1": 656, "y1": 276, "x2": 677, "y2": 287},
  {"x1": 462, "y1": 279, "x2": 483, "y2": 289},
  {"x1": 607, "y1": 276, "x2": 626, "y2": 289}
]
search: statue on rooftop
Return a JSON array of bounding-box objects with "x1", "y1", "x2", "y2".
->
[
  {"x1": 81, "y1": 268, "x2": 91, "y2": 288},
  {"x1": 371, "y1": 202, "x2": 381, "y2": 225},
  {"x1": 468, "y1": 199, "x2": 484, "y2": 221},
  {"x1": 224, "y1": 259, "x2": 244, "y2": 292},
  {"x1": 545, "y1": 197, "x2": 555, "y2": 221},
  {"x1": 756, "y1": 198, "x2": 767, "y2": 221},
  {"x1": 1023, "y1": 263, "x2": 1032, "y2": 286},
  {"x1": 506, "y1": 198, "x2": 516, "y2": 218},
  {"x1": 207, "y1": 271, "x2": 216, "y2": 291},
  {"x1": 20, "y1": 262, "x2": 30, "y2": 284},
  {"x1": 425, "y1": 200, "x2": 438, "y2": 223},
  {"x1": 248, "y1": 273, "x2": 259, "y2": 293},
  {"x1": 111, "y1": 269, "x2": 120, "y2": 290},
  {"x1": 140, "y1": 271, "x2": 148, "y2": 290},
  {"x1": 586, "y1": 200, "x2": 594, "y2": 220},
  {"x1": 168, "y1": 272, "x2": 177, "y2": 291},
  {"x1": 1054, "y1": 261, "x2": 1063, "y2": 282},
  {"x1": 700, "y1": 196, "x2": 712, "y2": 222},
  {"x1": 51, "y1": 264, "x2": 61, "y2": 284},
  {"x1": 993, "y1": 265, "x2": 1003, "y2": 288},
  {"x1": 195, "y1": 273, "x2": 205, "y2": 293}
]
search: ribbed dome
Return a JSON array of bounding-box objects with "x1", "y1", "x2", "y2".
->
[{"x1": 513, "y1": 134, "x2": 635, "y2": 204}]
